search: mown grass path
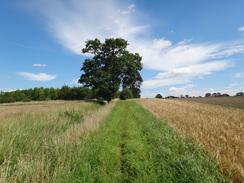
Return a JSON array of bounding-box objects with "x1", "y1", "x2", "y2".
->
[{"x1": 66, "y1": 100, "x2": 230, "y2": 182}]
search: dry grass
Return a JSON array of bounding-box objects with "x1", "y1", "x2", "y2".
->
[
  {"x1": 136, "y1": 99, "x2": 244, "y2": 182},
  {"x1": 55, "y1": 99, "x2": 117, "y2": 144},
  {"x1": 0, "y1": 101, "x2": 68, "y2": 119},
  {"x1": 178, "y1": 96, "x2": 244, "y2": 109},
  {"x1": 0, "y1": 100, "x2": 117, "y2": 182}
]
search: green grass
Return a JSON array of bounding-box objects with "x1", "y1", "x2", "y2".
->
[
  {"x1": 0, "y1": 101, "x2": 101, "y2": 182},
  {"x1": 63, "y1": 100, "x2": 230, "y2": 182},
  {"x1": 0, "y1": 100, "x2": 231, "y2": 182}
]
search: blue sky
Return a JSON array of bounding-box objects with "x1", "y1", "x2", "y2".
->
[{"x1": 1, "y1": 0, "x2": 244, "y2": 97}]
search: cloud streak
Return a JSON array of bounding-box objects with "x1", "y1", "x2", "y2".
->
[
  {"x1": 235, "y1": 72, "x2": 244, "y2": 78},
  {"x1": 18, "y1": 72, "x2": 57, "y2": 81},
  {"x1": 24, "y1": 0, "x2": 244, "y2": 88},
  {"x1": 33, "y1": 64, "x2": 46, "y2": 67},
  {"x1": 238, "y1": 27, "x2": 244, "y2": 31}
]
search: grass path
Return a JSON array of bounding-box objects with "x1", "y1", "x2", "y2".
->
[{"x1": 64, "y1": 100, "x2": 230, "y2": 182}]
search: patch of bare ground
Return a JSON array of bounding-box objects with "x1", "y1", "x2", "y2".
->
[{"x1": 136, "y1": 99, "x2": 244, "y2": 182}]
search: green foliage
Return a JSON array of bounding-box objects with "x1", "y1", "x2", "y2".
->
[
  {"x1": 120, "y1": 88, "x2": 133, "y2": 100},
  {"x1": 79, "y1": 38, "x2": 143, "y2": 103},
  {"x1": 155, "y1": 93, "x2": 163, "y2": 98},
  {"x1": 0, "y1": 86, "x2": 92, "y2": 103}
]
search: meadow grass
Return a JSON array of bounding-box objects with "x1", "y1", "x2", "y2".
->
[
  {"x1": 62, "y1": 100, "x2": 230, "y2": 182},
  {"x1": 0, "y1": 100, "x2": 230, "y2": 182},
  {"x1": 0, "y1": 100, "x2": 105, "y2": 182},
  {"x1": 137, "y1": 98, "x2": 244, "y2": 182}
]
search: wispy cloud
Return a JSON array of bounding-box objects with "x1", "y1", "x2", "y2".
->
[
  {"x1": 33, "y1": 64, "x2": 46, "y2": 67},
  {"x1": 142, "y1": 77, "x2": 191, "y2": 89},
  {"x1": 238, "y1": 27, "x2": 244, "y2": 31},
  {"x1": 119, "y1": 4, "x2": 136, "y2": 14},
  {"x1": 142, "y1": 60, "x2": 232, "y2": 89},
  {"x1": 235, "y1": 72, "x2": 244, "y2": 78},
  {"x1": 25, "y1": 0, "x2": 146, "y2": 54},
  {"x1": 23, "y1": 0, "x2": 244, "y2": 89},
  {"x1": 18, "y1": 72, "x2": 57, "y2": 81},
  {"x1": 167, "y1": 84, "x2": 196, "y2": 95}
]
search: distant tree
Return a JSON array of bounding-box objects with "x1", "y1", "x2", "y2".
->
[
  {"x1": 120, "y1": 88, "x2": 133, "y2": 100},
  {"x1": 205, "y1": 93, "x2": 211, "y2": 97},
  {"x1": 130, "y1": 87, "x2": 141, "y2": 98},
  {"x1": 221, "y1": 93, "x2": 229, "y2": 97},
  {"x1": 155, "y1": 94, "x2": 163, "y2": 99},
  {"x1": 79, "y1": 38, "x2": 143, "y2": 103},
  {"x1": 114, "y1": 91, "x2": 121, "y2": 99},
  {"x1": 236, "y1": 92, "x2": 244, "y2": 96},
  {"x1": 216, "y1": 92, "x2": 221, "y2": 97},
  {"x1": 49, "y1": 87, "x2": 59, "y2": 100},
  {"x1": 58, "y1": 85, "x2": 71, "y2": 100}
]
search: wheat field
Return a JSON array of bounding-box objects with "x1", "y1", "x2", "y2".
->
[{"x1": 136, "y1": 99, "x2": 244, "y2": 182}]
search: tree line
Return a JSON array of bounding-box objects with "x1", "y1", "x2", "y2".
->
[
  {"x1": 0, "y1": 86, "x2": 91, "y2": 103},
  {"x1": 155, "y1": 92, "x2": 244, "y2": 99},
  {"x1": 0, "y1": 86, "x2": 140, "y2": 104}
]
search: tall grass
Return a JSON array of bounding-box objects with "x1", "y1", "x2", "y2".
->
[
  {"x1": 0, "y1": 100, "x2": 230, "y2": 182},
  {"x1": 0, "y1": 100, "x2": 111, "y2": 182},
  {"x1": 62, "y1": 100, "x2": 230, "y2": 182},
  {"x1": 137, "y1": 98, "x2": 244, "y2": 182}
]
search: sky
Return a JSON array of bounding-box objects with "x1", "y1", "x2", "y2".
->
[{"x1": 1, "y1": 0, "x2": 244, "y2": 98}]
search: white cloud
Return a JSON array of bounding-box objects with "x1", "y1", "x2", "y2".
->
[
  {"x1": 151, "y1": 38, "x2": 172, "y2": 49},
  {"x1": 235, "y1": 72, "x2": 244, "y2": 78},
  {"x1": 167, "y1": 84, "x2": 196, "y2": 95},
  {"x1": 140, "y1": 91, "x2": 165, "y2": 98},
  {"x1": 142, "y1": 60, "x2": 232, "y2": 88},
  {"x1": 119, "y1": 4, "x2": 136, "y2": 14},
  {"x1": 238, "y1": 27, "x2": 244, "y2": 31},
  {"x1": 165, "y1": 84, "x2": 243, "y2": 97},
  {"x1": 155, "y1": 68, "x2": 193, "y2": 79},
  {"x1": 142, "y1": 77, "x2": 191, "y2": 89},
  {"x1": 23, "y1": 0, "x2": 244, "y2": 89},
  {"x1": 133, "y1": 40, "x2": 243, "y2": 71},
  {"x1": 33, "y1": 64, "x2": 46, "y2": 67},
  {"x1": 225, "y1": 83, "x2": 240, "y2": 89},
  {"x1": 18, "y1": 72, "x2": 57, "y2": 81},
  {"x1": 26, "y1": 0, "x2": 145, "y2": 54}
]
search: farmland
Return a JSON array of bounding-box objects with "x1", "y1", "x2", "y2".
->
[
  {"x1": 0, "y1": 99, "x2": 240, "y2": 182},
  {"x1": 136, "y1": 98, "x2": 244, "y2": 182},
  {"x1": 177, "y1": 96, "x2": 244, "y2": 109}
]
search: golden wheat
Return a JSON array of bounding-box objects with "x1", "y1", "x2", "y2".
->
[{"x1": 136, "y1": 99, "x2": 244, "y2": 182}]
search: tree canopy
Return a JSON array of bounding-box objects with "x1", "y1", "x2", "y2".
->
[
  {"x1": 155, "y1": 94, "x2": 163, "y2": 99},
  {"x1": 79, "y1": 38, "x2": 143, "y2": 102}
]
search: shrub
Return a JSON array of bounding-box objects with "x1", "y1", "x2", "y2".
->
[
  {"x1": 120, "y1": 88, "x2": 133, "y2": 100},
  {"x1": 155, "y1": 94, "x2": 163, "y2": 99}
]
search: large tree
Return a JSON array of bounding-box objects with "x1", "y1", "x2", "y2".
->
[{"x1": 79, "y1": 38, "x2": 143, "y2": 103}]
